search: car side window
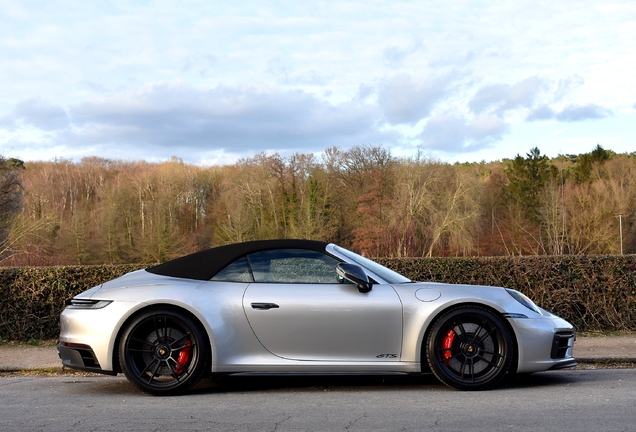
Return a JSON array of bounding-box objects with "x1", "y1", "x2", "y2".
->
[
  {"x1": 210, "y1": 257, "x2": 254, "y2": 282},
  {"x1": 247, "y1": 249, "x2": 340, "y2": 284}
]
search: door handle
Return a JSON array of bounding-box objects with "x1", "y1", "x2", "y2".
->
[{"x1": 251, "y1": 302, "x2": 280, "y2": 310}]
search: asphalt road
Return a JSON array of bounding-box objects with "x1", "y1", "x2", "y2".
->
[{"x1": 1, "y1": 370, "x2": 635, "y2": 431}]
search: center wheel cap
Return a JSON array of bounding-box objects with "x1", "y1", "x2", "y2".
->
[
  {"x1": 155, "y1": 344, "x2": 171, "y2": 359},
  {"x1": 463, "y1": 343, "x2": 478, "y2": 356}
]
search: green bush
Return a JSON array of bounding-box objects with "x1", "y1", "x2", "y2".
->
[
  {"x1": 0, "y1": 264, "x2": 146, "y2": 341},
  {"x1": 1, "y1": 256, "x2": 636, "y2": 341}
]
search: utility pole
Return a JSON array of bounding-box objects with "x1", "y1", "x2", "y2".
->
[{"x1": 619, "y1": 214, "x2": 623, "y2": 255}]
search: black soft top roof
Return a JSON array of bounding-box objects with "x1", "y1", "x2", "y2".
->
[{"x1": 146, "y1": 239, "x2": 330, "y2": 281}]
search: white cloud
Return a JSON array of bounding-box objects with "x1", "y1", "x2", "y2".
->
[
  {"x1": 34, "y1": 82, "x2": 389, "y2": 160},
  {"x1": 378, "y1": 73, "x2": 452, "y2": 125},
  {"x1": 1, "y1": 0, "x2": 635, "y2": 163},
  {"x1": 526, "y1": 104, "x2": 555, "y2": 121},
  {"x1": 555, "y1": 104, "x2": 612, "y2": 122},
  {"x1": 527, "y1": 103, "x2": 612, "y2": 122},
  {"x1": 382, "y1": 39, "x2": 423, "y2": 68},
  {"x1": 13, "y1": 97, "x2": 70, "y2": 131},
  {"x1": 469, "y1": 76, "x2": 548, "y2": 116},
  {"x1": 419, "y1": 113, "x2": 509, "y2": 152},
  {"x1": 554, "y1": 75, "x2": 585, "y2": 101}
]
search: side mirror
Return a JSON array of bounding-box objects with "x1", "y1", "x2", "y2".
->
[{"x1": 336, "y1": 263, "x2": 372, "y2": 293}]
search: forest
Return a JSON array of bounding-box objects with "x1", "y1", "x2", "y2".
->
[{"x1": 0, "y1": 144, "x2": 634, "y2": 266}]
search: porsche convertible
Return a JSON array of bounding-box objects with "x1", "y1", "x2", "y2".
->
[{"x1": 58, "y1": 239, "x2": 576, "y2": 394}]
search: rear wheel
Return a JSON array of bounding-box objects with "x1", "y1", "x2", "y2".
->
[
  {"x1": 426, "y1": 306, "x2": 512, "y2": 391},
  {"x1": 119, "y1": 307, "x2": 209, "y2": 395}
]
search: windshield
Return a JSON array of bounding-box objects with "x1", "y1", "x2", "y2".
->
[{"x1": 332, "y1": 245, "x2": 411, "y2": 284}]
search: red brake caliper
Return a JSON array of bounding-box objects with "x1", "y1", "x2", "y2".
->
[
  {"x1": 442, "y1": 328, "x2": 455, "y2": 365},
  {"x1": 175, "y1": 340, "x2": 192, "y2": 375}
]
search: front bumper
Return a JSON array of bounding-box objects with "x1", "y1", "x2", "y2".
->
[
  {"x1": 508, "y1": 314, "x2": 577, "y2": 373},
  {"x1": 57, "y1": 342, "x2": 117, "y2": 375}
]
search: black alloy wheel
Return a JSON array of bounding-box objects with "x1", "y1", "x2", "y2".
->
[
  {"x1": 119, "y1": 307, "x2": 209, "y2": 395},
  {"x1": 426, "y1": 306, "x2": 513, "y2": 391}
]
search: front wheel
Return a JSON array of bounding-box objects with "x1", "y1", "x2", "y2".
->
[
  {"x1": 426, "y1": 306, "x2": 513, "y2": 391},
  {"x1": 119, "y1": 307, "x2": 209, "y2": 395}
]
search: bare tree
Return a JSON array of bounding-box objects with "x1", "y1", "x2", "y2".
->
[{"x1": 0, "y1": 157, "x2": 25, "y2": 259}]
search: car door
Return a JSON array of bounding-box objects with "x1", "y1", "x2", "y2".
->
[{"x1": 240, "y1": 249, "x2": 403, "y2": 362}]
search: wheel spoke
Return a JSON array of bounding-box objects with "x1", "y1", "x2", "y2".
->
[
  {"x1": 473, "y1": 319, "x2": 487, "y2": 341},
  {"x1": 439, "y1": 351, "x2": 461, "y2": 364},
  {"x1": 477, "y1": 354, "x2": 504, "y2": 369},
  {"x1": 475, "y1": 326, "x2": 497, "y2": 345},
  {"x1": 444, "y1": 352, "x2": 463, "y2": 361},
  {"x1": 459, "y1": 357, "x2": 470, "y2": 379},
  {"x1": 153, "y1": 317, "x2": 162, "y2": 342},
  {"x1": 171, "y1": 342, "x2": 197, "y2": 353},
  {"x1": 136, "y1": 358, "x2": 158, "y2": 381},
  {"x1": 148, "y1": 360, "x2": 162, "y2": 383},
  {"x1": 169, "y1": 332, "x2": 192, "y2": 348},
  {"x1": 480, "y1": 350, "x2": 503, "y2": 358},
  {"x1": 129, "y1": 336, "x2": 154, "y2": 347},
  {"x1": 166, "y1": 358, "x2": 183, "y2": 382},
  {"x1": 127, "y1": 348, "x2": 153, "y2": 353},
  {"x1": 455, "y1": 318, "x2": 469, "y2": 343},
  {"x1": 436, "y1": 346, "x2": 461, "y2": 354},
  {"x1": 484, "y1": 359, "x2": 503, "y2": 369}
]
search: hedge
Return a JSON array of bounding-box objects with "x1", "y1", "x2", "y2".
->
[
  {"x1": 0, "y1": 265, "x2": 146, "y2": 341},
  {"x1": 1, "y1": 256, "x2": 636, "y2": 341},
  {"x1": 377, "y1": 255, "x2": 636, "y2": 332}
]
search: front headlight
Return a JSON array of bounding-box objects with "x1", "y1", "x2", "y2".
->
[
  {"x1": 505, "y1": 289, "x2": 542, "y2": 315},
  {"x1": 66, "y1": 298, "x2": 112, "y2": 309}
]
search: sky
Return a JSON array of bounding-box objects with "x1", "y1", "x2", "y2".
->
[{"x1": 1, "y1": 0, "x2": 635, "y2": 166}]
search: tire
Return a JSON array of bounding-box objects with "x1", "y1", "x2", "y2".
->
[
  {"x1": 119, "y1": 307, "x2": 209, "y2": 395},
  {"x1": 426, "y1": 306, "x2": 512, "y2": 391}
]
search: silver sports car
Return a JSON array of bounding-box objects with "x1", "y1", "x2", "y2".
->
[{"x1": 58, "y1": 239, "x2": 576, "y2": 395}]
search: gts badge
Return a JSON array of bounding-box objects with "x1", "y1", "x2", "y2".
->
[{"x1": 376, "y1": 354, "x2": 397, "y2": 359}]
